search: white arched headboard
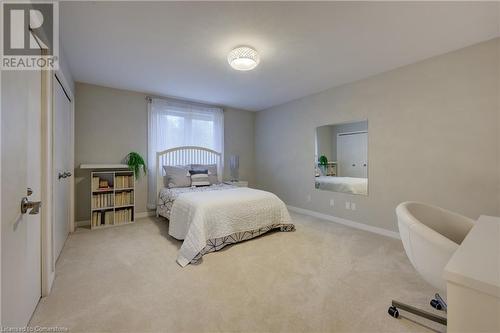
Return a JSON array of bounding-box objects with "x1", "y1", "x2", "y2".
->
[{"x1": 156, "y1": 146, "x2": 223, "y2": 198}]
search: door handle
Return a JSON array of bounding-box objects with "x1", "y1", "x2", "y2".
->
[
  {"x1": 58, "y1": 171, "x2": 72, "y2": 179},
  {"x1": 21, "y1": 197, "x2": 42, "y2": 214}
]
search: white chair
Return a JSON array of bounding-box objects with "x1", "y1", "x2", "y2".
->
[{"x1": 388, "y1": 201, "x2": 474, "y2": 326}]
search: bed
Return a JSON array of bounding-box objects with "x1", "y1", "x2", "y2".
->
[
  {"x1": 315, "y1": 176, "x2": 368, "y2": 195},
  {"x1": 155, "y1": 146, "x2": 295, "y2": 267}
]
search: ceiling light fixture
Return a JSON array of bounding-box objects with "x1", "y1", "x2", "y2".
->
[{"x1": 227, "y1": 46, "x2": 260, "y2": 71}]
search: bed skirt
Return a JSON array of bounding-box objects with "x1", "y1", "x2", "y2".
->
[{"x1": 184, "y1": 223, "x2": 295, "y2": 265}]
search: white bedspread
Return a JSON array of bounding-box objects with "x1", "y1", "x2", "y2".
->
[
  {"x1": 170, "y1": 187, "x2": 292, "y2": 267},
  {"x1": 315, "y1": 176, "x2": 368, "y2": 195}
]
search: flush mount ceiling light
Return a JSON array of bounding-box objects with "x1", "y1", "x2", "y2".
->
[{"x1": 227, "y1": 46, "x2": 260, "y2": 71}]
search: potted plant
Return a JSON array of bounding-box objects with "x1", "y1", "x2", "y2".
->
[
  {"x1": 126, "y1": 152, "x2": 147, "y2": 179},
  {"x1": 318, "y1": 155, "x2": 328, "y2": 175}
]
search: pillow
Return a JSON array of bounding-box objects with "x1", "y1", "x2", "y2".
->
[
  {"x1": 189, "y1": 169, "x2": 210, "y2": 187},
  {"x1": 190, "y1": 164, "x2": 219, "y2": 184},
  {"x1": 163, "y1": 165, "x2": 191, "y2": 188}
]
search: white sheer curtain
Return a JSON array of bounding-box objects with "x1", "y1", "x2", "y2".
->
[{"x1": 147, "y1": 98, "x2": 224, "y2": 209}]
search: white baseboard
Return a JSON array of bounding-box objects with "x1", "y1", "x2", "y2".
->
[
  {"x1": 75, "y1": 220, "x2": 90, "y2": 227},
  {"x1": 75, "y1": 211, "x2": 155, "y2": 227},
  {"x1": 135, "y1": 211, "x2": 155, "y2": 219},
  {"x1": 76, "y1": 206, "x2": 398, "y2": 239},
  {"x1": 287, "y1": 205, "x2": 400, "y2": 240}
]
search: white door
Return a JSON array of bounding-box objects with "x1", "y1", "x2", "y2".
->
[
  {"x1": 53, "y1": 76, "x2": 72, "y2": 261},
  {"x1": 1, "y1": 69, "x2": 43, "y2": 326},
  {"x1": 337, "y1": 132, "x2": 368, "y2": 178}
]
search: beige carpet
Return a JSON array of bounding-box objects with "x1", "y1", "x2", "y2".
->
[{"x1": 30, "y1": 212, "x2": 445, "y2": 333}]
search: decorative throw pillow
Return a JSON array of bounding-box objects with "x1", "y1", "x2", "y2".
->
[
  {"x1": 163, "y1": 165, "x2": 191, "y2": 188},
  {"x1": 190, "y1": 164, "x2": 219, "y2": 184},
  {"x1": 189, "y1": 169, "x2": 210, "y2": 187}
]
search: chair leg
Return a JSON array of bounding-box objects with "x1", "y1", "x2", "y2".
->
[{"x1": 388, "y1": 300, "x2": 447, "y2": 326}]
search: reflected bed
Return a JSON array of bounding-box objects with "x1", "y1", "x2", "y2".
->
[{"x1": 315, "y1": 176, "x2": 368, "y2": 195}]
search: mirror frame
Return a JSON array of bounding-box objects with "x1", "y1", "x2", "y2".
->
[{"x1": 313, "y1": 119, "x2": 369, "y2": 196}]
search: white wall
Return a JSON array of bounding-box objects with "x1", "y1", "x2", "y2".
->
[
  {"x1": 74, "y1": 83, "x2": 255, "y2": 222},
  {"x1": 316, "y1": 125, "x2": 333, "y2": 161},
  {"x1": 74, "y1": 83, "x2": 147, "y2": 222},
  {"x1": 255, "y1": 38, "x2": 500, "y2": 232},
  {"x1": 223, "y1": 108, "x2": 256, "y2": 185}
]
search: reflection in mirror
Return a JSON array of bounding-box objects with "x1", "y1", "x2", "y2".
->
[{"x1": 315, "y1": 120, "x2": 368, "y2": 195}]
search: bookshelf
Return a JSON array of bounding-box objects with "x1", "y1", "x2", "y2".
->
[{"x1": 90, "y1": 170, "x2": 135, "y2": 230}]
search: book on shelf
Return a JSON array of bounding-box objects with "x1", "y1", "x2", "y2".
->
[
  {"x1": 115, "y1": 175, "x2": 134, "y2": 189},
  {"x1": 92, "y1": 192, "x2": 114, "y2": 208},
  {"x1": 92, "y1": 176, "x2": 112, "y2": 191},
  {"x1": 99, "y1": 179, "x2": 109, "y2": 188},
  {"x1": 92, "y1": 211, "x2": 102, "y2": 228},
  {"x1": 104, "y1": 210, "x2": 113, "y2": 225},
  {"x1": 92, "y1": 210, "x2": 114, "y2": 228},
  {"x1": 115, "y1": 191, "x2": 133, "y2": 206},
  {"x1": 92, "y1": 177, "x2": 100, "y2": 191},
  {"x1": 114, "y1": 208, "x2": 133, "y2": 224}
]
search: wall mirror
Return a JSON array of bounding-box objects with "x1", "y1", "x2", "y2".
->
[{"x1": 314, "y1": 120, "x2": 368, "y2": 195}]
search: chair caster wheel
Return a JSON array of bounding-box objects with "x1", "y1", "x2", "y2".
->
[
  {"x1": 388, "y1": 306, "x2": 399, "y2": 318},
  {"x1": 430, "y1": 299, "x2": 443, "y2": 310}
]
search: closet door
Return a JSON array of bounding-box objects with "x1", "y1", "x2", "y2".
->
[
  {"x1": 337, "y1": 132, "x2": 367, "y2": 178},
  {"x1": 53, "y1": 76, "x2": 72, "y2": 261}
]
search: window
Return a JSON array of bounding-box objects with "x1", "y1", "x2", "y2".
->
[{"x1": 147, "y1": 98, "x2": 224, "y2": 208}]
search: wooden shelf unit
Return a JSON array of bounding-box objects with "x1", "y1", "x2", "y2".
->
[{"x1": 90, "y1": 170, "x2": 135, "y2": 230}]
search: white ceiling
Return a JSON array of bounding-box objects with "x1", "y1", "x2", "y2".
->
[{"x1": 61, "y1": 1, "x2": 499, "y2": 111}]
